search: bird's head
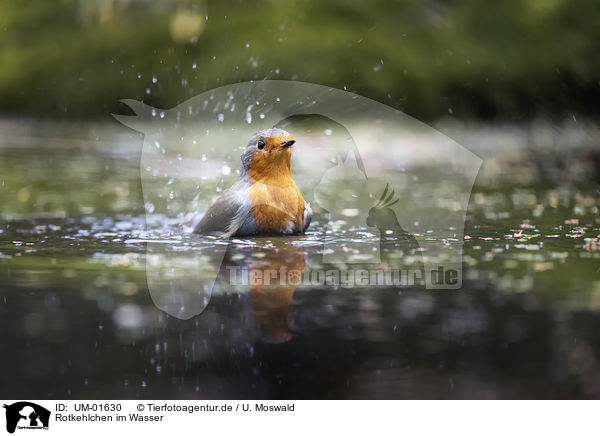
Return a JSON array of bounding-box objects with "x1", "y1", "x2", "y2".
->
[{"x1": 241, "y1": 128, "x2": 296, "y2": 180}]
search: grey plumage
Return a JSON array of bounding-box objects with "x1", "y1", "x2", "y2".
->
[
  {"x1": 301, "y1": 201, "x2": 313, "y2": 233},
  {"x1": 193, "y1": 179, "x2": 250, "y2": 236}
]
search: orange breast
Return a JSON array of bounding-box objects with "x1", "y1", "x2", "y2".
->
[{"x1": 248, "y1": 179, "x2": 305, "y2": 233}]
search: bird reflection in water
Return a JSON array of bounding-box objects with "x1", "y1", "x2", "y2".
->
[{"x1": 219, "y1": 238, "x2": 308, "y2": 343}]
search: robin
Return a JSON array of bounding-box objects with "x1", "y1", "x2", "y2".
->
[{"x1": 194, "y1": 128, "x2": 312, "y2": 236}]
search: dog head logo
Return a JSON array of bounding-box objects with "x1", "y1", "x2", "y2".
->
[
  {"x1": 114, "y1": 80, "x2": 481, "y2": 319},
  {"x1": 3, "y1": 402, "x2": 50, "y2": 434}
]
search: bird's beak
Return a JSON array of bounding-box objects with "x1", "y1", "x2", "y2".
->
[{"x1": 281, "y1": 139, "x2": 296, "y2": 148}]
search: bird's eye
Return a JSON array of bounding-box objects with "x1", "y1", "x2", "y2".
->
[{"x1": 257, "y1": 140, "x2": 265, "y2": 149}]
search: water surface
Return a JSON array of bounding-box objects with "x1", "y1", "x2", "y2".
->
[{"x1": 1, "y1": 120, "x2": 599, "y2": 399}]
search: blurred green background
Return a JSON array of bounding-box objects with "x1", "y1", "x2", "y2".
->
[{"x1": 1, "y1": 0, "x2": 598, "y2": 121}]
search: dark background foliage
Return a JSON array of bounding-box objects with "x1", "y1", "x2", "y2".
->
[{"x1": 1, "y1": 0, "x2": 598, "y2": 121}]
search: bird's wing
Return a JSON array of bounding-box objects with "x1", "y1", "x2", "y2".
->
[
  {"x1": 193, "y1": 181, "x2": 251, "y2": 237},
  {"x1": 301, "y1": 201, "x2": 312, "y2": 233}
]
